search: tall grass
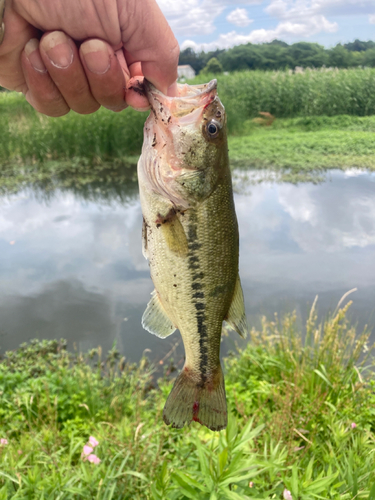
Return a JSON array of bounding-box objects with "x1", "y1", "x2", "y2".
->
[
  {"x1": 192, "y1": 68, "x2": 375, "y2": 133},
  {"x1": 0, "y1": 92, "x2": 146, "y2": 164},
  {"x1": 1, "y1": 299, "x2": 375, "y2": 498},
  {"x1": 2, "y1": 68, "x2": 375, "y2": 164}
]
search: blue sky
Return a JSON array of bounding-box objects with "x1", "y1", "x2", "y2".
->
[{"x1": 156, "y1": 0, "x2": 375, "y2": 51}]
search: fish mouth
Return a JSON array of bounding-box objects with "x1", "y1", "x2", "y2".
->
[{"x1": 144, "y1": 79, "x2": 218, "y2": 120}]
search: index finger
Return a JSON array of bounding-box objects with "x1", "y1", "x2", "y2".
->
[{"x1": 117, "y1": 0, "x2": 179, "y2": 96}]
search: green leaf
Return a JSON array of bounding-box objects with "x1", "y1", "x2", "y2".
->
[
  {"x1": 173, "y1": 470, "x2": 207, "y2": 492},
  {"x1": 150, "y1": 483, "x2": 162, "y2": 500},
  {"x1": 220, "y1": 471, "x2": 260, "y2": 488},
  {"x1": 218, "y1": 448, "x2": 228, "y2": 476},
  {"x1": 226, "y1": 413, "x2": 238, "y2": 445},
  {"x1": 123, "y1": 471, "x2": 148, "y2": 481},
  {"x1": 313, "y1": 369, "x2": 333, "y2": 388},
  {"x1": 160, "y1": 460, "x2": 168, "y2": 486},
  {"x1": 367, "y1": 481, "x2": 375, "y2": 500},
  {"x1": 0, "y1": 472, "x2": 18, "y2": 484},
  {"x1": 196, "y1": 439, "x2": 214, "y2": 487},
  {"x1": 304, "y1": 457, "x2": 315, "y2": 483},
  {"x1": 291, "y1": 464, "x2": 299, "y2": 498},
  {"x1": 171, "y1": 472, "x2": 201, "y2": 499},
  {"x1": 232, "y1": 423, "x2": 265, "y2": 453},
  {"x1": 305, "y1": 473, "x2": 339, "y2": 493}
]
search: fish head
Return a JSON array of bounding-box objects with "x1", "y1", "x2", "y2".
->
[{"x1": 140, "y1": 80, "x2": 228, "y2": 207}]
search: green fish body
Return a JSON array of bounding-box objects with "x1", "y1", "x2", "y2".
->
[{"x1": 138, "y1": 80, "x2": 247, "y2": 431}]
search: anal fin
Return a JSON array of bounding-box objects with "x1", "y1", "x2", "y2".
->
[
  {"x1": 225, "y1": 274, "x2": 248, "y2": 338},
  {"x1": 142, "y1": 290, "x2": 176, "y2": 338}
]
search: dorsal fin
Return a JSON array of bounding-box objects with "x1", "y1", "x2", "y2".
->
[{"x1": 225, "y1": 275, "x2": 248, "y2": 338}]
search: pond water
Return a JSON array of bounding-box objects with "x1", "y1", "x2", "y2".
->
[{"x1": 1, "y1": 168, "x2": 375, "y2": 365}]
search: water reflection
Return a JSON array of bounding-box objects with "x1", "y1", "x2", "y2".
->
[{"x1": 1, "y1": 167, "x2": 375, "y2": 361}]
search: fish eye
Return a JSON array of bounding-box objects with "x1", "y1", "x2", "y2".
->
[{"x1": 206, "y1": 120, "x2": 220, "y2": 138}]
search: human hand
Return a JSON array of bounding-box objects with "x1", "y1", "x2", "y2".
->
[{"x1": 0, "y1": 0, "x2": 179, "y2": 116}]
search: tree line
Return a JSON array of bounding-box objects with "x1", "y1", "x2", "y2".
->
[{"x1": 179, "y1": 40, "x2": 375, "y2": 74}]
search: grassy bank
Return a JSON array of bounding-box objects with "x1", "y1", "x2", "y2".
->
[
  {"x1": 192, "y1": 68, "x2": 375, "y2": 133},
  {"x1": 0, "y1": 92, "x2": 146, "y2": 165},
  {"x1": 2, "y1": 91, "x2": 375, "y2": 192},
  {"x1": 1, "y1": 301, "x2": 375, "y2": 498},
  {"x1": 229, "y1": 115, "x2": 375, "y2": 181}
]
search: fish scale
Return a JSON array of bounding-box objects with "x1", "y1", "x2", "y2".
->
[{"x1": 138, "y1": 79, "x2": 247, "y2": 431}]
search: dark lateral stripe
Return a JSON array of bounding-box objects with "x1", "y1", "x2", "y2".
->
[
  {"x1": 192, "y1": 272, "x2": 204, "y2": 281},
  {"x1": 188, "y1": 242, "x2": 202, "y2": 251},
  {"x1": 195, "y1": 302, "x2": 205, "y2": 311},
  {"x1": 188, "y1": 226, "x2": 197, "y2": 241},
  {"x1": 187, "y1": 214, "x2": 208, "y2": 384}
]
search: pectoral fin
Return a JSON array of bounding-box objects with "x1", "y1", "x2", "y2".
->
[
  {"x1": 225, "y1": 275, "x2": 248, "y2": 338},
  {"x1": 159, "y1": 210, "x2": 188, "y2": 257},
  {"x1": 142, "y1": 290, "x2": 176, "y2": 338}
]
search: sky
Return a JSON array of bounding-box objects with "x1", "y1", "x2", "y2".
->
[{"x1": 155, "y1": 0, "x2": 375, "y2": 52}]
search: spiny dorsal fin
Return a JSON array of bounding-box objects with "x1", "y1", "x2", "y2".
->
[
  {"x1": 225, "y1": 275, "x2": 248, "y2": 338},
  {"x1": 142, "y1": 290, "x2": 176, "y2": 338}
]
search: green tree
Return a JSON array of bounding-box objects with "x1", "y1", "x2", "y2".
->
[
  {"x1": 179, "y1": 47, "x2": 206, "y2": 73},
  {"x1": 221, "y1": 44, "x2": 265, "y2": 71},
  {"x1": 363, "y1": 48, "x2": 375, "y2": 67},
  {"x1": 344, "y1": 39, "x2": 375, "y2": 52},
  {"x1": 328, "y1": 44, "x2": 351, "y2": 68},
  {"x1": 288, "y1": 42, "x2": 329, "y2": 68},
  {"x1": 201, "y1": 57, "x2": 223, "y2": 74}
]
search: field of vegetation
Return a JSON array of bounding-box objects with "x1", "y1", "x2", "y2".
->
[
  {"x1": 1, "y1": 300, "x2": 375, "y2": 499},
  {"x1": 2, "y1": 67, "x2": 375, "y2": 192}
]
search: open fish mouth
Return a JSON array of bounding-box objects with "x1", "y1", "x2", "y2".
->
[{"x1": 144, "y1": 79, "x2": 218, "y2": 121}]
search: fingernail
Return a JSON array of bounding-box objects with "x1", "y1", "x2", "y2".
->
[
  {"x1": 25, "y1": 39, "x2": 47, "y2": 73},
  {"x1": 81, "y1": 40, "x2": 110, "y2": 75},
  {"x1": 44, "y1": 31, "x2": 73, "y2": 69},
  {"x1": 167, "y1": 81, "x2": 178, "y2": 97}
]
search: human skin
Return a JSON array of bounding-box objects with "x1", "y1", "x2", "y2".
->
[{"x1": 0, "y1": 0, "x2": 179, "y2": 116}]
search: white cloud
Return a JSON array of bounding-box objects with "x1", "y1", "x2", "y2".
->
[
  {"x1": 156, "y1": 0, "x2": 267, "y2": 36},
  {"x1": 370, "y1": 14, "x2": 375, "y2": 24},
  {"x1": 181, "y1": 13, "x2": 337, "y2": 51},
  {"x1": 179, "y1": 0, "x2": 340, "y2": 51},
  {"x1": 277, "y1": 181, "x2": 375, "y2": 253},
  {"x1": 157, "y1": 0, "x2": 224, "y2": 36},
  {"x1": 266, "y1": 0, "x2": 375, "y2": 19},
  {"x1": 227, "y1": 8, "x2": 253, "y2": 27}
]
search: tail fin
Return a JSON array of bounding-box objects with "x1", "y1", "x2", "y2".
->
[{"x1": 163, "y1": 364, "x2": 227, "y2": 431}]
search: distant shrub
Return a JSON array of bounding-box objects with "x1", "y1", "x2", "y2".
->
[{"x1": 200, "y1": 57, "x2": 223, "y2": 75}]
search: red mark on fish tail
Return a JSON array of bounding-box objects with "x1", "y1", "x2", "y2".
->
[{"x1": 192, "y1": 401, "x2": 200, "y2": 422}]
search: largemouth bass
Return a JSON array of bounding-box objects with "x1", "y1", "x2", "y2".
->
[{"x1": 138, "y1": 79, "x2": 247, "y2": 431}]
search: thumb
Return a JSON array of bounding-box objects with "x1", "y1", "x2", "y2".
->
[{"x1": 117, "y1": 0, "x2": 179, "y2": 95}]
